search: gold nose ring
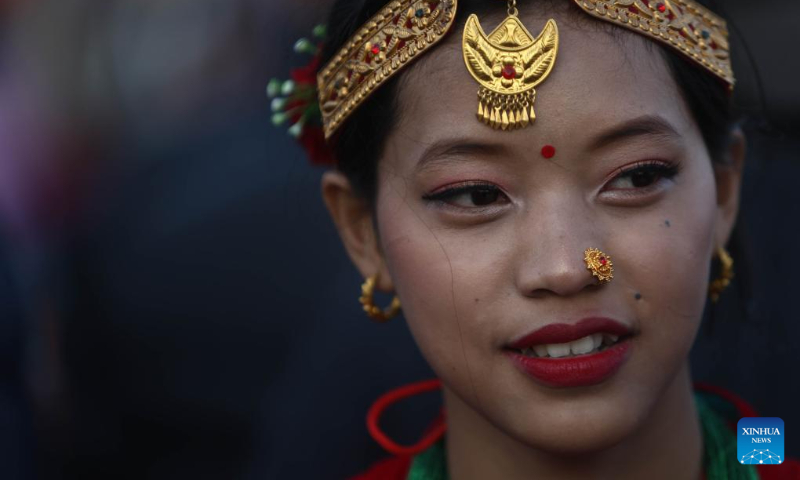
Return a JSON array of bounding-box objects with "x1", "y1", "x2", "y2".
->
[{"x1": 584, "y1": 247, "x2": 613, "y2": 284}]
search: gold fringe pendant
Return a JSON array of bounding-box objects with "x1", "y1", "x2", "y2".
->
[{"x1": 462, "y1": 0, "x2": 559, "y2": 130}]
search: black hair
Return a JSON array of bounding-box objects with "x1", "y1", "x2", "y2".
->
[{"x1": 319, "y1": 0, "x2": 752, "y2": 326}]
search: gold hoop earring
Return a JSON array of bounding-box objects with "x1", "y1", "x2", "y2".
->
[
  {"x1": 359, "y1": 274, "x2": 401, "y2": 323},
  {"x1": 584, "y1": 247, "x2": 613, "y2": 284},
  {"x1": 708, "y1": 245, "x2": 734, "y2": 303}
]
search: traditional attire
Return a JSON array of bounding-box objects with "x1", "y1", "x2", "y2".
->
[{"x1": 352, "y1": 381, "x2": 800, "y2": 480}]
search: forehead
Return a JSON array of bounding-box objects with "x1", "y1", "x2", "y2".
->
[{"x1": 388, "y1": 9, "x2": 693, "y2": 153}]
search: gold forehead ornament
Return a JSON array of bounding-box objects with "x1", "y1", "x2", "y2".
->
[
  {"x1": 462, "y1": 0, "x2": 558, "y2": 131},
  {"x1": 316, "y1": 0, "x2": 733, "y2": 140}
]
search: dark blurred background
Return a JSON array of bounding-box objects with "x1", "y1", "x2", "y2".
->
[{"x1": 0, "y1": 0, "x2": 797, "y2": 479}]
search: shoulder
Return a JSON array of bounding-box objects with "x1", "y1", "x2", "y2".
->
[
  {"x1": 348, "y1": 455, "x2": 412, "y2": 480},
  {"x1": 693, "y1": 382, "x2": 800, "y2": 479}
]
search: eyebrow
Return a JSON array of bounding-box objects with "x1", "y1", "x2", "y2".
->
[
  {"x1": 588, "y1": 115, "x2": 681, "y2": 151},
  {"x1": 413, "y1": 140, "x2": 511, "y2": 174},
  {"x1": 413, "y1": 115, "x2": 681, "y2": 173}
]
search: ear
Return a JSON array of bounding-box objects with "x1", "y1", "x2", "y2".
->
[
  {"x1": 713, "y1": 127, "x2": 746, "y2": 248},
  {"x1": 320, "y1": 170, "x2": 394, "y2": 292}
]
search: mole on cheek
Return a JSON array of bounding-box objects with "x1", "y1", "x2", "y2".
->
[
  {"x1": 664, "y1": 220, "x2": 671, "y2": 227},
  {"x1": 635, "y1": 292, "x2": 642, "y2": 300},
  {"x1": 475, "y1": 298, "x2": 480, "y2": 303}
]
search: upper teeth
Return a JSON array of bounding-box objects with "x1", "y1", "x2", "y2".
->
[{"x1": 520, "y1": 333, "x2": 620, "y2": 358}]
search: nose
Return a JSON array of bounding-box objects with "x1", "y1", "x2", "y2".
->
[{"x1": 514, "y1": 196, "x2": 602, "y2": 299}]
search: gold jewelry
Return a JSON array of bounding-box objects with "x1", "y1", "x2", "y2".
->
[
  {"x1": 317, "y1": 0, "x2": 458, "y2": 139},
  {"x1": 462, "y1": 0, "x2": 558, "y2": 131},
  {"x1": 360, "y1": 274, "x2": 402, "y2": 322},
  {"x1": 314, "y1": 0, "x2": 733, "y2": 141},
  {"x1": 708, "y1": 245, "x2": 734, "y2": 303},
  {"x1": 572, "y1": 0, "x2": 734, "y2": 88},
  {"x1": 584, "y1": 247, "x2": 614, "y2": 284}
]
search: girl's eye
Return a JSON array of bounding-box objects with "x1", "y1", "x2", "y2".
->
[
  {"x1": 603, "y1": 160, "x2": 680, "y2": 193},
  {"x1": 422, "y1": 181, "x2": 509, "y2": 212},
  {"x1": 421, "y1": 160, "x2": 679, "y2": 212}
]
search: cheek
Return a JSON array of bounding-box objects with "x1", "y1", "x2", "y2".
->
[
  {"x1": 620, "y1": 162, "x2": 717, "y2": 359},
  {"x1": 375, "y1": 181, "x2": 487, "y2": 379}
]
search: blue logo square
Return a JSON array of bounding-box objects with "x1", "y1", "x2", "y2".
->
[{"x1": 738, "y1": 417, "x2": 784, "y2": 465}]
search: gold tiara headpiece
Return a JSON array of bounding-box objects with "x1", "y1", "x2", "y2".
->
[
  {"x1": 317, "y1": 0, "x2": 458, "y2": 139},
  {"x1": 573, "y1": 0, "x2": 733, "y2": 86},
  {"x1": 315, "y1": 0, "x2": 732, "y2": 140}
]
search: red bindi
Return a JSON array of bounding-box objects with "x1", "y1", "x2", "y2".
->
[{"x1": 541, "y1": 145, "x2": 556, "y2": 159}]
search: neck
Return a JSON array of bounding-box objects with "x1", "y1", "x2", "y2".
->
[{"x1": 444, "y1": 362, "x2": 703, "y2": 480}]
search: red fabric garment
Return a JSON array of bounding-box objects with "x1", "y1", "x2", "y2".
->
[
  {"x1": 351, "y1": 380, "x2": 800, "y2": 479},
  {"x1": 349, "y1": 455, "x2": 412, "y2": 480},
  {"x1": 757, "y1": 457, "x2": 800, "y2": 479}
]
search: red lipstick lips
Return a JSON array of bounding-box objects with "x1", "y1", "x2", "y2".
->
[
  {"x1": 507, "y1": 316, "x2": 632, "y2": 349},
  {"x1": 505, "y1": 316, "x2": 634, "y2": 388}
]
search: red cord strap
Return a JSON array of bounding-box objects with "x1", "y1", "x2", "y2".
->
[
  {"x1": 693, "y1": 381, "x2": 759, "y2": 418},
  {"x1": 366, "y1": 378, "x2": 446, "y2": 456}
]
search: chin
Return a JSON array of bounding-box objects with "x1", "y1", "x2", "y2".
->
[
  {"x1": 510, "y1": 416, "x2": 639, "y2": 456},
  {"x1": 495, "y1": 395, "x2": 648, "y2": 456}
]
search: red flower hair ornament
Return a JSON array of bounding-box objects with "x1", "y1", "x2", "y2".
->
[{"x1": 268, "y1": 25, "x2": 336, "y2": 166}]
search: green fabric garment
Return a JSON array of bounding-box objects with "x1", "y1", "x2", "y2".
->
[{"x1": 406, "y1": 391, "x2": 759, "y2": 480}]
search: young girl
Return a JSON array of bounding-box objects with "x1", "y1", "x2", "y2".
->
[{"x1": 270, "y1": 0, "x2": 799, "y2": 478}]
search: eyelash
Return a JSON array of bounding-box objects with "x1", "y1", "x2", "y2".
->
[
  {"x1": 603, "y1": 159, "x2": 681, "y2": 194},
  {"x1": 421, "y1": 159, "x2": 681, "y2": 213},
  {"x1": 422, "y1": 180, "x2": 508, "y2": 213}
]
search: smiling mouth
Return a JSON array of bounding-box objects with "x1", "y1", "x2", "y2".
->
[{"x1": 509, "y1": 332, "x2": 634, "y2": 359}]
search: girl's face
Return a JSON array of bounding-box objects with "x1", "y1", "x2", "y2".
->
[{"x1": 327, "y1": 10, "x2": 743, "y2": 453}]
